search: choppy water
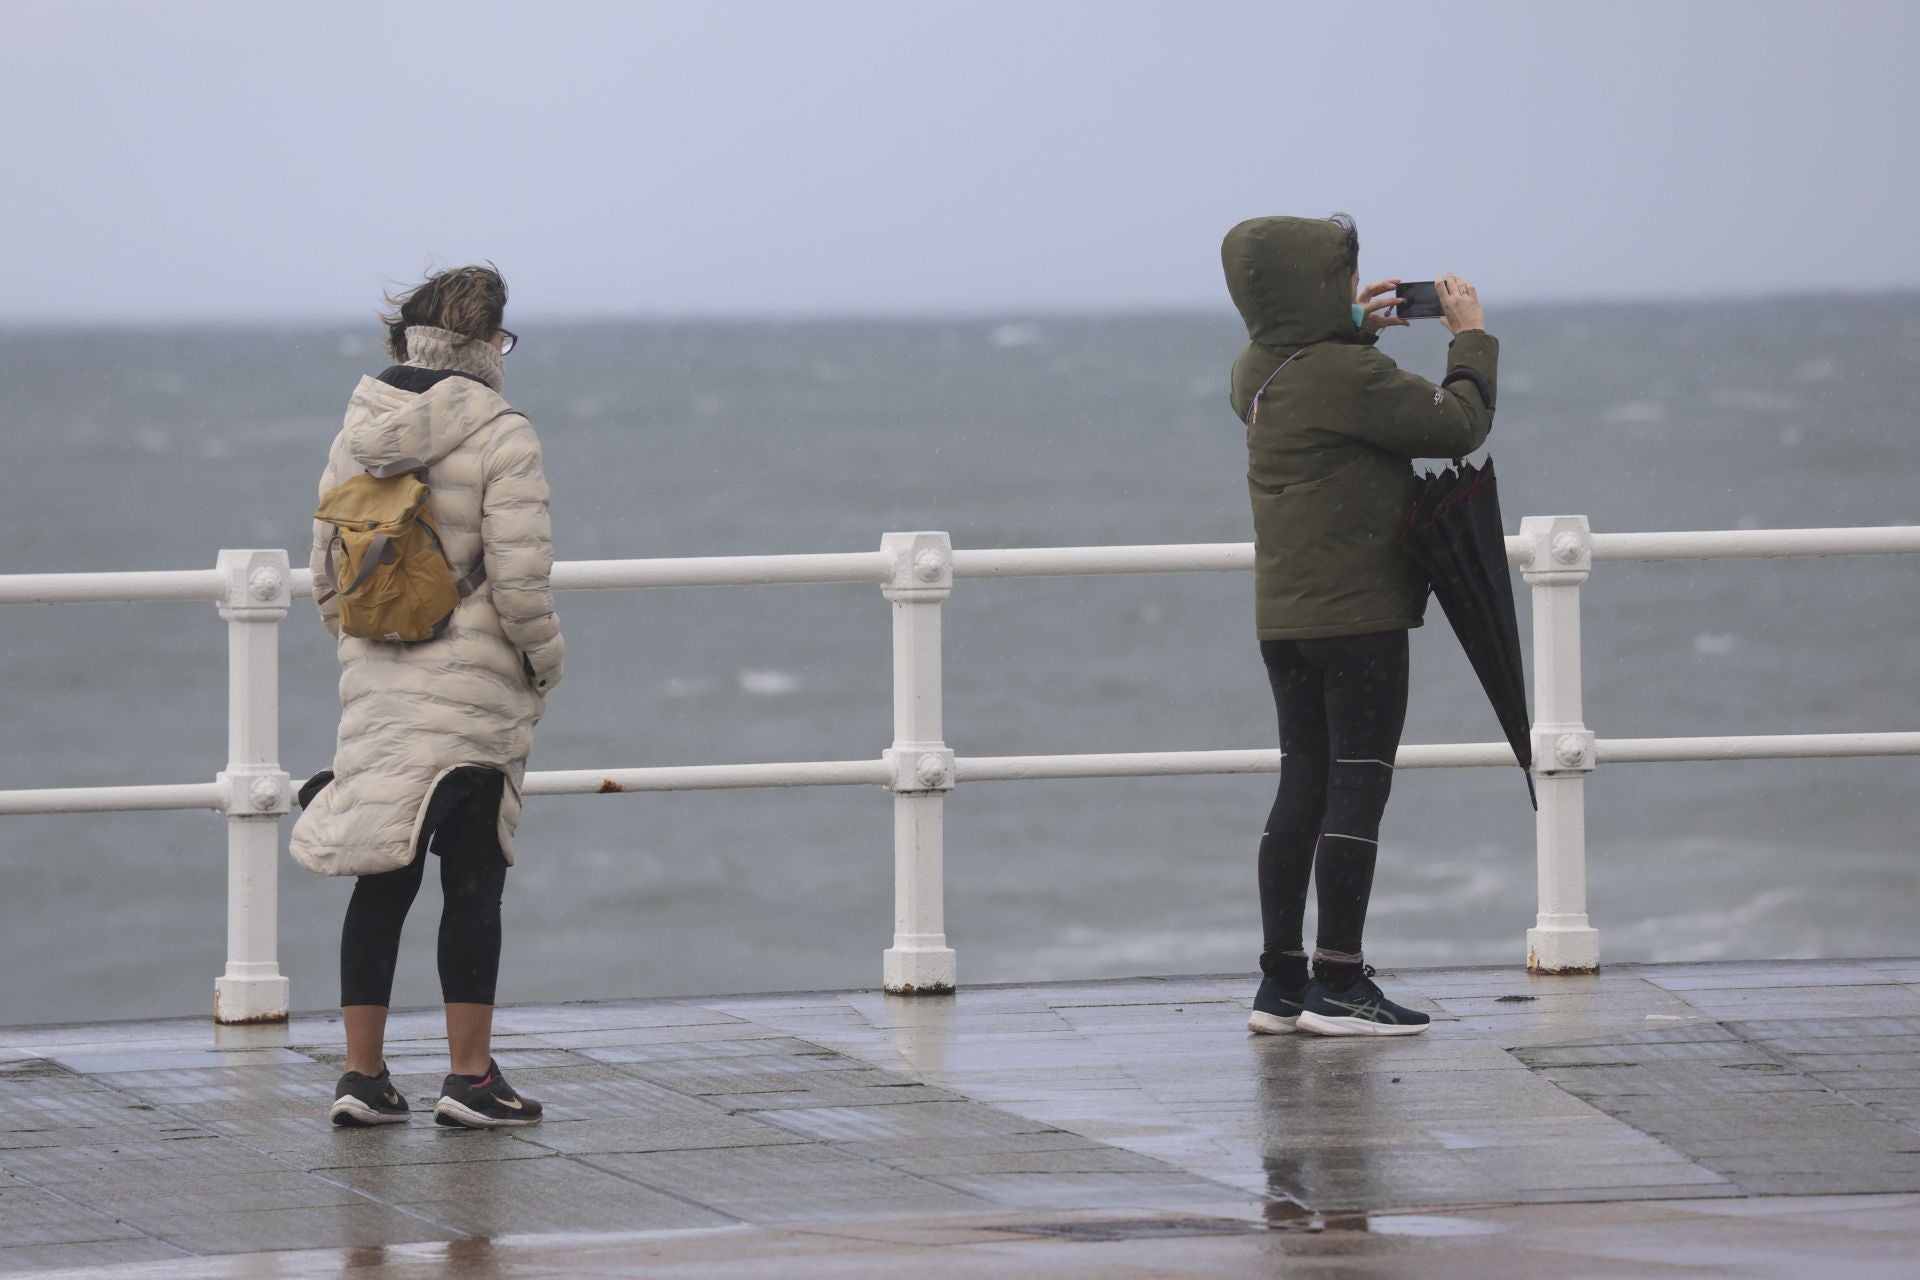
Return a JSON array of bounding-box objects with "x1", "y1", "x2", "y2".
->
[{"x1": 3, "y1": 299, "x2": 1917, "y2": 1025}]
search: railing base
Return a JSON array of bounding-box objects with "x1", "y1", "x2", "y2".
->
[
  {"x1": 214, "y1": 970, "x2": 289, "y2": 1024},
  {"x1": 883, "y1": 943, "x2": 957, "y2": 995},
  {"x1": 1527, "y1": 924, "x2": 1601, "y2": 975}
]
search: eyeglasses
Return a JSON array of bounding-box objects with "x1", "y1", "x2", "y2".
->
[{"x1": 498, "y1": 328, "x2": 519, "y2": 355}]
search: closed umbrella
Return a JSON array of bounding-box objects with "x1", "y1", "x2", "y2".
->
[{"x1": 1399, "y1": 456, "x2": 1536, "y2": 808}]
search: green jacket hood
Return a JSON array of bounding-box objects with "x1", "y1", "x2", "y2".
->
[{"x1": 1221, "y1": 216, "x2": 1357, "y2": 348}]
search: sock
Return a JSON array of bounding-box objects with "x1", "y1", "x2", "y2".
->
[
  {"x1": 1261, "y1": 950, "x2": 1310, "y2": 988},
  {"x1": 1314, "y1": 957, "x2": 1364, "y2": 990}
]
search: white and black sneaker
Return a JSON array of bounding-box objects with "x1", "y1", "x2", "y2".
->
[
  {"x1": 433, "y1": 1060, "x2": 543, "y2": 1129},
  {"x1": 1247, "y1": 975, "x2": 1310, "y2": 1034},
  {"x1": 329, "y1": 1067, "x2": 410, "y2": 1127},
  {"x1": 1296, "y1": 966, "x2": 1431, "y2": 1037}
]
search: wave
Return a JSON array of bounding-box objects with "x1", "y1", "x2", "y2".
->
[{"x1": 737, "y1": 669, "x2": 802, "y2": 696}]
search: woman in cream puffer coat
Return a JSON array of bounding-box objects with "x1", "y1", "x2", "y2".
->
[
  {"x1": 291, "y1": 332, "x2": 563, "y2": 874},
  {"x1": 293, "y1": 266, "x2": 565, "y2": 1130}
]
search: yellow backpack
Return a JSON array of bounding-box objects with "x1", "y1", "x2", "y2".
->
[{"x1": 314, "y1": 470, "x2": 484, "y2": 642}]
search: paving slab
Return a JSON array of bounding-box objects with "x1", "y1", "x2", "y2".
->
[
  {"x1": 581, "y1": 1143, "x2": 993, "y2": 1223},
  {"x1": 515, "y1": 1115, "x2": 808, "y2": 1155},
  {"x1": 0, "y1": 1239, "x2": 185, "y2": 1272}
]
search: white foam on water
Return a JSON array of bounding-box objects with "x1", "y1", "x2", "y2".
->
[
  {"x1": 988, "y1": 322, "x2": 1043, "y2": 349},
  {"x1": 1017, "y1": 924, "x2": 1251, "y2": 975},
  {"x1": 1791, "y1": 357, "x2": 1838, "y2": 382},
  {"x1": 1369, "y1": 865, "x2": 1510, "y2": 916},
  {"x1": 737, "y1": 669, "x2": 802, "y2": 696},
  {"x1": 1604, "y1": 885, "x2": 1811, "y2": 964},
  {"x1": 661, "y1": 676, "x2": 716, "y2": 700},
  {"x1": 1693, "y1": 632, "x2": 1736, "y2": 657}
]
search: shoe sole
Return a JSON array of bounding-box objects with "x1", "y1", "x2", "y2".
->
[
  {"x1": 329, "y1": 1095, "x2": 408, "y2": 1127},
  {"x1": 1247, "y1": 1010, "x2": 1300, "y2": 1035},
  {"x1": 433, "y1": 1096, "x2": 541, "y2": 1129},
  {"x1": 1297, "y1": 1010, "x2": 1429, "y2": 1037}
]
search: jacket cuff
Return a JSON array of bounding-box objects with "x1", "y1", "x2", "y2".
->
[
  {"x1": 1446, "y1": 329, "x2": 1498, "y2": 369},
  {"x1": 522, "y1": 637, "x2": 564, "y2": 694}
]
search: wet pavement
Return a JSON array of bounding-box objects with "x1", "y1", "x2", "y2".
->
[{"x1": 3, "y1": 959, "x2": 1919, "y2": 1277}]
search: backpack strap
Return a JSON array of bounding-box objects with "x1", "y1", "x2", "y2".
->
[
  {"x1": 340, "y1": 534, "x2": 393, "y2": 596},
  {"x1": 1440, "y1": 366, "x2": 1495, "y2": 411},
  {"x1": 415, "y1": 515, "x2": 488, "y2": 597},
  {"x1": 315, "y1": 534, "x2": 343, "y2": 605}
]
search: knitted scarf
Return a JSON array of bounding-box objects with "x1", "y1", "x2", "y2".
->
[{"x1": 403, "y1": 325, "x2": 504, "y2": 392}]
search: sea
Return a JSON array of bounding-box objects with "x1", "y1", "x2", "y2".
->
[{"x1": 2, "y1": 297, "x2": 1916, "y2": 1026}]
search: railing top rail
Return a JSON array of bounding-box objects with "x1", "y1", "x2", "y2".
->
[
  {"x1": 551, "y1": 551, "x2": 892, "y2": 592},
  {"x1": 5, "y1": 524, "x2": 1917, "y2": 607},
  {"x1": 951, "y1": 543, "x2": 1252, "y2": 578},
  {"x1": 1584, "y1": 526, "x2": 1920, "y2": 563},
  {"x1": 0, "y1": 569, "x2": 226, "y2": 606}
]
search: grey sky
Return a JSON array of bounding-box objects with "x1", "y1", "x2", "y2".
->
[{"x1": 4, "y1": 0, "x2": 1915, "y2": 322}]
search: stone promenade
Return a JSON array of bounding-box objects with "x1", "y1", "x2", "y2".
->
[{"x1": 4, "y1": 959, "x2": 1919, "y2": 1277}]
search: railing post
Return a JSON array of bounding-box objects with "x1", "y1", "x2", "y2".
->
[
  {"x1": 1520, "y1": 516, "x2": 1600, "y2": 973},
  {"x1": 213, "y1": 549, "x2": 292, "y2": 1022},
  {"x1": 880, "y1": 532, "x2": 957, "y2": 994}
]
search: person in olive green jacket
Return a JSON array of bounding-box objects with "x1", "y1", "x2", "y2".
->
[{"x1": 1222, "y1": 214, "x2": 1497, "y2": 1038}]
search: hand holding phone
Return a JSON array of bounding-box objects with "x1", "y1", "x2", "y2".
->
[
  {"x1": 1394, "y1": 277, "x2": 1486, "y2": 334},
  {"x1": 1356, "y1": 278, "x2": 1409, "y2": 334},
  {"x1": 1435, "y1": 274, "x2": 1485, "y2": 334}
]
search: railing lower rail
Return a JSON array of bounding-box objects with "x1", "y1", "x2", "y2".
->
[{"x1": 3, "y1": 520, "x2": 1917, "y2": 1018}]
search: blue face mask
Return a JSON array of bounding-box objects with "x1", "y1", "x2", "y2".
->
[{"x1": 1352, "y1": 303, "x2": 1368, "y2": 329}]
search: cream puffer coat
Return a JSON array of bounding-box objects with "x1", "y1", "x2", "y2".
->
[{"x1": 290, "y1": 374, "x2": 564, "y2": 876}]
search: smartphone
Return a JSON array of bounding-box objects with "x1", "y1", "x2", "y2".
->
[{"x1": 1394, "y1": 281, "x2": 1444, "y2": 320}]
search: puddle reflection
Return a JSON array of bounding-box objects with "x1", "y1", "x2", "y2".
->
[
  {"x1": 346, "y1": 1236, "x2": 503, "y2": 1277},
  {"x1": 1254, "y1": 1035, "x2": 1382, "y2": 1234}
]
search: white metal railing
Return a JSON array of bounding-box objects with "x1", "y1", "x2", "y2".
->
[{"x1": 3, "y1": 521, "x2": 1918, "y2": 1020}]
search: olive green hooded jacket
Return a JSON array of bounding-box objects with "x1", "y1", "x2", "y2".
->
[{"x1": 1223, "y1": 216, "x2": 1499, "y2": 641}]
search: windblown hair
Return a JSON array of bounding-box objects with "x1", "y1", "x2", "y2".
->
[
  {"x1": 1327, "y1": 213, "x2": 1360, "y2": 276},
  {"x1": 381, "y1": 265, "x2": 508, "y2": 361}
]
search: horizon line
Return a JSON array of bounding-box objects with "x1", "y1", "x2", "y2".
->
[{"x1": 0, "y1": 285, "x2": 1907, "y2": 331}]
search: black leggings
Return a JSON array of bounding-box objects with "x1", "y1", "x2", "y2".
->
[
  {"x1": 1257, "y1": 630, "x2": 1410, "y2": 976},
  {"x1": 339, "y1": 767, "x2": 509, "y2": 1008}
]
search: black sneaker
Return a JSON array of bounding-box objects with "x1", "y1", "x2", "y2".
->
[
  {"x1": 329, "y1": 1067, "x2": 409, "y2": 1127},
  {"x1": 433, "y1": 1060, "x2": 543, "y2": 1128},
  {"x1": 1296, "y1": 966, "x2": 1431, "y2": 1037},
  {"x1": 1247, "y1": 975, "x2": 1310, "y2": 1035}
]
